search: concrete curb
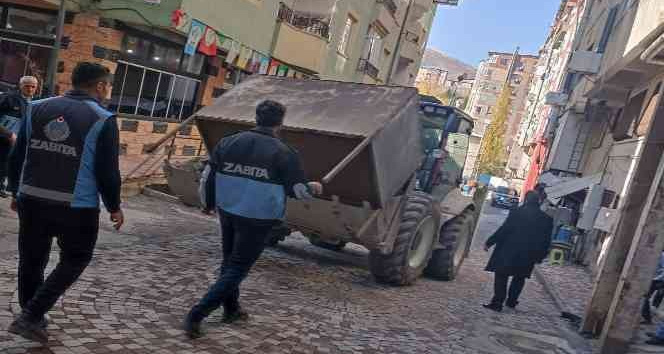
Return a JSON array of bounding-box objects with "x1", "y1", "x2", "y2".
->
[{"x1": 534, "y1": 266, "x2": 569, "y2": 314}]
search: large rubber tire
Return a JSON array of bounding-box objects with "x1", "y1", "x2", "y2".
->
[
  {"x1": 309, "y1": 239, "x2": 347, "y2": 252},
  {"x1": 369, "y1": 192, "x2": 437, "y2": 286},
  {"x1": 424, "y1": 209, "x2": 476, "y2": 281}
]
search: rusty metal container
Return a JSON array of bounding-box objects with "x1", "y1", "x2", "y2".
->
[{"x1": 192, "y1": 76, "x2": 423, "y2": 250}]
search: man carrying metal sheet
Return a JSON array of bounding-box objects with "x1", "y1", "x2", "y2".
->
[{"x1": 185, "y1": 100, "x2": 322, "y2": 339}]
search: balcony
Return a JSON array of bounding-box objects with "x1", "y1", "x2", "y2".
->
[
  {"x1": 277, "y1": 2, "x2": 330, "y2": 39},
  {"x1": 273, "y1": 2, "x2": 330, "y2": 73},
  {"x1": 358, "y1": 59, "x2": 380, "y2": 80}
]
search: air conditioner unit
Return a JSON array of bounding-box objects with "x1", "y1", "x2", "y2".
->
[
  {"x1": 568, "y1": 50, "x2": 602, "y2": 74},
  {"x1": 544, "y1": 92, "x2": 569, "y2": 106}
]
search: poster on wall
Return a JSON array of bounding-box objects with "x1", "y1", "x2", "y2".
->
[
  {"x1": 225, "y1": 40, "x2": 240, "y2": 65},
  {"x1": 184, "y1": 20, "x2": 205, "y2": 55}
]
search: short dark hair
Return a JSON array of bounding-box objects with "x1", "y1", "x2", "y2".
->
[
  {"x1": 71, "y1": 62, "x2": 111, "y2": 88},
  {"x1": 256, "y1": 100, "x2": 286, "y2": 127},
  {"x1": 524, "y1": 191, "x2": 541, "y2": 205}
]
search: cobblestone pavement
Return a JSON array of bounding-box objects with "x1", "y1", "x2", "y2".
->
[
  {"x1": 534, "y1": 237, "x2": 664, "y2": 354},
  {"x1": 0, "y1": 195, "x2": 595, "y2": 354}
]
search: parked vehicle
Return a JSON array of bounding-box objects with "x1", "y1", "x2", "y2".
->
[
  {"x1": 491, "y1": 186, "x2": 519, "y2": 209},
  {"x1": 166, "y1": 76, "x2": 485, "y2": 285}
]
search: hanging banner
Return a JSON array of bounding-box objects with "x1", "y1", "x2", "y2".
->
[
  {"x1": 237, "y1": 46, "x2": 252, "y2": 68},
  {"x1": 184, "y1": 20, "x2": 205, "y2": 55},
  {"x1": 225, "y1": 40, "x2": 240, "y2": 65},
  {"x1": 259, "y1": 56, "x2": 270, "y2": 75},
  {"x1": 217, "y1": 33, "x2": 227, "y2": 48},
  {"x1": 248, "y1": 52, "x2": 261, "y2": 72},
  {"x1": 171, "y1": 9, "x2": 188, "y2": 31},
  {"x1": 268, "y1": 60, "x2": 280, "y2": 76},
  {"x1": 287, "y1": 69, "x2": 297, "y2": 78},
  {"x1": 198, "y1": 26, "x2": 218, "y2": 56},
  {"x1": 277, "y1": 64, "x2": 288, "y2": 77}
]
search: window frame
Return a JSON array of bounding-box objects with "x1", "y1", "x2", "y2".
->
[
  {"x1": 110, "y1": 60, "x2": 202, "y2": 121},
  {"x1": 337, "y1": 14, "x2": 356, "y2": 56}
]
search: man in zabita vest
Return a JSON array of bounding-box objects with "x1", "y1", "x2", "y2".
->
[
  {"x1": 185, "y1": 100, "x2": 323, "y2": 339},
  {"x1": 6, "y1": 62, "x2": 123, "y2": 343}
]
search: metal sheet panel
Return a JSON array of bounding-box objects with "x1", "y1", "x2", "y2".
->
[
  {"x1": 545, "y1": 173, "x2": 602, "y2": 204},
  {"x1": 194, "y1": 76, "x2": 417, "y2": 138},
  {"x1": 371, "y1": 97, "x2": 423, "y2": 205}
]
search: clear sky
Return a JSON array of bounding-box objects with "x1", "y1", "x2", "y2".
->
[{"x1": 428, "y1": 0, "x2": 561, "y2": 66}]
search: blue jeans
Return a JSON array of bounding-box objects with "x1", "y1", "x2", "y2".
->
[{"x1": 189, "y1": 211, "x2": 275, "y2": 322}]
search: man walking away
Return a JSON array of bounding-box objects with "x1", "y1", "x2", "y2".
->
[
  {"x1": 185, "y1": 100, "x2": 322, "y2": 339},
  {"x1": 7, "y1": 63, "x2": 123, "y2": 343},
  {"x1": 642, "y1": 250, "x2": 664, "y2": 324},
  {"x1": 483, "y1": 191, "x2": 553, "y2": 312},
  {"x1": 0, "y1": 76, "x2": 38, "y2": 197}
]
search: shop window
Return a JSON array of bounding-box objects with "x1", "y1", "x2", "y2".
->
[
  {"x1": 181, "y1": 53, "x2": 204, "y2": 75},
  {"x1": 0, "y1": 38, "x2": 50, "y2": 92},
  {"x1": 6, "y1": 8, "x2": 57, "y2": 37}
]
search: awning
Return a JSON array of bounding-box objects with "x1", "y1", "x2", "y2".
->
[{"x1": 541, "y1": 173, "x2": 602, "y2": 204}]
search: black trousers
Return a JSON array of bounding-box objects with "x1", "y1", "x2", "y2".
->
[
  {"x1": 0, "y1": 144, "x2": 9, "y2": 190},
  {"x1": 189, "y1": 211, "x2": 275, "y2": 322},
  {"x1": 17, "y1": 198, "x2": 99, "y2": 322},
  {"x1": 641, "y1": 280, "x2": 664, "y2": 322},
  {"x1": 491, "y1": 273, "x2": 527, "y2": 307}
]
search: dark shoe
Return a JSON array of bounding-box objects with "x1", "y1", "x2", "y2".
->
[
  {"x1": 183, "y1": 313, "x2": 203, "y2": 339},
  {"x1": 38, "y1": 317, "x2": 48, "y2": 329},
  {"x1": 506, "y1": 300, "x2": 519, "y2": 309},
  {"x1": 0, "y1": 190, "x2": 8, "y2": 198},
  {"x1": 483, "y1": 303, "x2": 503, "y2": 312},
  {"x1": 647, "y1": 332, "x2": 655, "y2": 338},
  {"x1": 645, "y1": 337, "x2": 664, "y2": 346},
  {"x1": 8, "y1": 315, "x2": 48, "y2": 343},
  {"x1": 223, "y1": 308, "x2": 249, "y2": 324},
  {"x1": 642, "y1": 319, "x2": 653, "y2": 325}
]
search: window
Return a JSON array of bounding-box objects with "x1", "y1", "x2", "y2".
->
[
  {"x1": 121, "y1": 34, "x2": 203, "y2": 76},
  {"x1": 338, "y1": 15, "x2": 356, "y2": 55},
  {"x1": 612, "y1": 91, "x2": 646, "y2": 140},
  {"x1": 109, "y1": 61, "x2": 200, "y2": 120},
  {"x1": 5, "y1": 8, "x2": 57, "y2": 37},
  {"x1": 487, "y1": 55, "x2": 498, "y2": 64},
  {"x1": 597, "y1": 5, "x2": 618, "y2": 53},
  {"x1": 500, "y1": 58, "x2": 510, "y2": 66},
  {"x1": 474, "y1": 106, "x2": 482, "y2": 115},
  {"x1": 0, "y1": 38, "x2": 50, "y2": 91},
  {"x1": 364, "y1": 25, "x2": 385, "y2": 67}
]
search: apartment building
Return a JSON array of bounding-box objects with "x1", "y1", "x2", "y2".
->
[
  {"x1": 463, "y1": 51, "x2": 538, "y2": 178},
  {"x1": 1, "y1": 0, "x2": 439, "y2": 178},
  {"x1": 525, "y1": 0, "x2": 664, "y2": 351},
  {"x1": 513, "y1": 0, "x2": 588, "y2": 193}
]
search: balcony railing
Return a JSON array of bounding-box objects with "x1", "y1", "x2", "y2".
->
[
  {"x1": 278, "y1": 2, "x2": 330, "y2": 39},
  {"x1": 358, "y1": 59, "x2": 379, "y2": 80}
]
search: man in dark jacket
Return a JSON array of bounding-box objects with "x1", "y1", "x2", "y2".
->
[
  {"x1": 6, "y1": 63, "x2": 123, "y2": 343},
  {"x1": 483, "y1": 191, "x2": 553, "y2": 312},
  {"x1": 184, "y1": 100, "x2": 322, "y2": 339},
  {"x1": 0, "y1": 76, "x2": 39, "y2": 197}
]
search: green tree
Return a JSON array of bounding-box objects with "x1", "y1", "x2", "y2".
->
[{"x1": 476, "y1": 83, "x2": 511, "y2": 177}]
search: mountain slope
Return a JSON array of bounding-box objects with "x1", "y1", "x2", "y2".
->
[{"x1": 421, "y1": 48, "x2": 476, "y2": 80}]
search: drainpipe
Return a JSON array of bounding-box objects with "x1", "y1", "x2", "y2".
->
[
  {"x1": 46, "y1": 0, "x2": 66, "y2": 96},
  {"x1": 385, "y1": 0, "x2": 414, "y2": 85}
]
